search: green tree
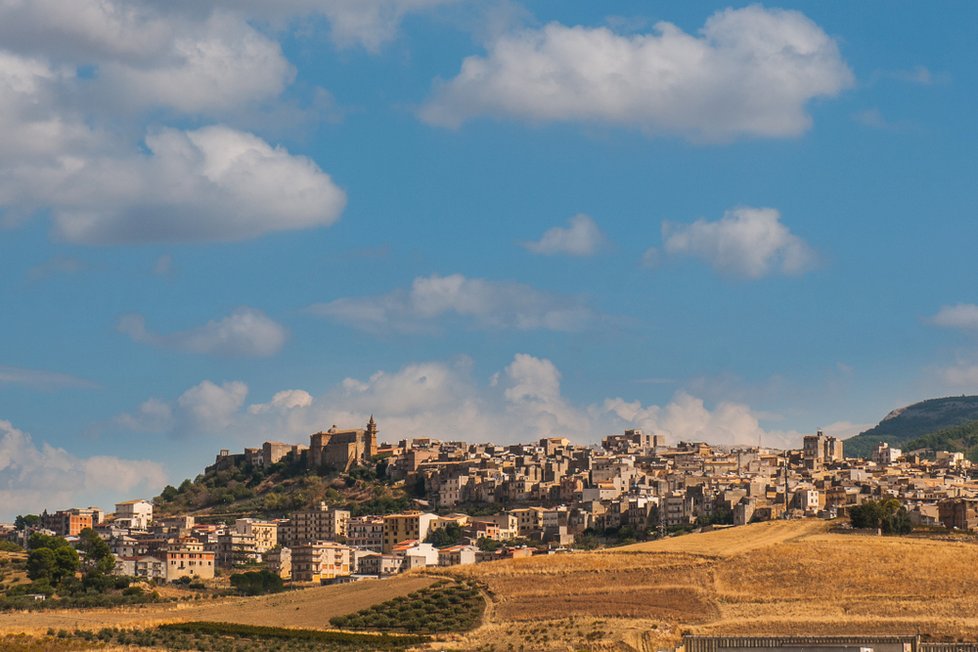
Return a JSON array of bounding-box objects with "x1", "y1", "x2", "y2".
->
[
  {"x1": 25, "y1": 532, "x2": 81, "y2": 585},
  {"x1": 78, "y1": 528, "x2": 115, "y2": 576},
  {"x1": 850, "y1": 498, "x2": 913, "y2": 535},
  {"x1": 14, "y1": 514, "x2": 40, "y2": 531},
  {"x1": 26, "y1": 547, "x2": 56, "y2": 582},
  {"x1": 229, "y1": 570, "x2": 284, "y2": 596},
  {"x1": 425, "y1": 523, "x2": 463, "y2": 548},
  {"x1": 476, "y1": 537, "x2": 501, "y2": 552},
  {"x1": 159, "y1": 485, "x2": 179, "y2": 502}
]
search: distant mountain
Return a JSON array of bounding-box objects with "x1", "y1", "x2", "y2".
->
[{"x1": 844, "y1": 395, "x2": 978, "y2": 459}]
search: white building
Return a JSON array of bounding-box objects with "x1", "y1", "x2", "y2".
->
[
  {"x1": 114, "y1": 500, "x2": 153, "y2": 530},
  {"x1": 872, "y1": 443, "x2": 902, "y2": 466}
]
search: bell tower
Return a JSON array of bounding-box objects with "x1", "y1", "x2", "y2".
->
[{"x1": 365, "y1": 415, "x2": 379, "y2": 458}]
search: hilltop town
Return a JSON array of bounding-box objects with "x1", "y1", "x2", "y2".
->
[{"x1": 6, "y1": 417, "x2": 978, "y2": 588}]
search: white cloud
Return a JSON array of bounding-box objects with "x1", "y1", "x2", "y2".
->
[
  {"x1": 249, "y1": 389, "x2": 314, "y2": 415},
  {"x1": 0, "y1": 3, "x2": 293, "y2": 116},
  {"x1": 118, "y1": 354, "x2": 805, "y2": 450},
  {"x1": 653, "y1": 207, "x2": 816, "y2": 279},
  {"x1": 1, "y1": 125, "x2": 346, "y2": 244},
  {"x1": 931, "y1": 304, "x2": 978, "y2": 331},
  {"x1": 144, "y1": 0, "x2": 458, "y2": 53},
  {"x1": 96, "y1": 12, "x2": 293, "y2": 115},
  {"x1": 421, "y1": 6, "x2": 853, "y2": 141},
  {"x1": 115, "y1": 398, "x2": 174, "y2": 432},
  {"x1": 119, "y1": 307, "x2": 287, "y2": 357},
  {"x1": 936, "y1": 362, "x2": 978, "y2": 390},
  {"x1": 308, "y1": 273, "x2": 596, "y2": 333},
  {"x1": 818, "y1": 420, "x2": 873, "y2": 440},
  {"x1": 0, "y1": 5, "x2": 349, "y2": 245},
  {"x1": 522, "y1": 214, "x2": 605, "y2": 256},
  {"x1": 300, "y1": 0, "x2": 459, "y2": 52},
  {"x1": 0, "y1": 419, "x2": 166, "y2": 520},
  {"x1": 599, "y1": 391, "x2": 799, "y2": 448},
  {"x1": 0, "y1": 365, "x2": 96, "y2": 389},
  {"x1": 176, "y1": 380, "x2": 249, "y2": 432}
]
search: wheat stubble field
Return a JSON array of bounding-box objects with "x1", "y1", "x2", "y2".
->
[{"x1": 439, "y1": 520, "x2": 978, "y2": 651}]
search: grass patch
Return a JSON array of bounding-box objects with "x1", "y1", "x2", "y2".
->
[{"x1": 329, "y1": 579, "x2": 485, "y2": 633}]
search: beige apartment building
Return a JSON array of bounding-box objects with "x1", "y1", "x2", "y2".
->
[
  {"x1": 280, "y1": 504, "x2": 350, "y2": 547},
  {"x1": 382, "y1": 511, "x2": 437, "y2": 553},
  {"x1": 235, "y1": 518, "x2": 277, "y2": 553},
  {"x1": 291, "y1": 542, "x2": 352, "y2": 582},
  {"x1": 347, "y1": 516, "x2": 384, "y2": 550},
  {"x1": 164, "y1": 540, "x2": 215, "y2": 582}
]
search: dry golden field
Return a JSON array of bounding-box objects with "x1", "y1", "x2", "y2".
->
[
  {"x1": 0, "y1": 574, "x2": 437, "y2": 635},
  {"x1": 438, "y1": 520, "x2": 978, "y2": 651}
]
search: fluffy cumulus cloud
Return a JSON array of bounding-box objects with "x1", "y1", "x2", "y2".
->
[
  {"x1": 249, "y1": 389, "x2": 314, "y2": 415},
  {"x1": 176, "y1": 380, "x2": 249, "y2": 432},
  {"x1": 119, "y1": 307, "x2": 287, "y2": 357},
  {"x1": 599, "y1": 392, "x2": 798, "y2": 448},
  {"x1": 931, "y1": 304, "x2": 978, "y2": 331},
  {"x1": 307, "y1": 273, "x2": 597, "y2": 333},
  {"x1": 0, "y1": 2, "x2": 293, "y2": 116},
  {"x1": 0, "y1": 2, "x2": 352, "y2": 244},
  {"x1": 647, "y1": 207, "x2": 816, "y2": 279},
  {"x1": 1, "y1": 125, "x2": 346, "y2": 244},
  {"x1": 0, "y1": 419, "x2": 167, "y2": 520},
  {"x1": 114, "y1": 354, "x2": 806, "y2": 450},
  {"x1": 521, "y1": 214, "x2": 605, "y2": 256},
  {"x1": 421, "y1": 6, "x2": 853, "y2": 141}
]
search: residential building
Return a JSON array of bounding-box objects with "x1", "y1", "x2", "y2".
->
[
  {"x1": 114, "y1": 500, "x2": 153, "y2": 530},
  {"x1": 291, "y1": 542, "x2": 353, "y2": 582},
  {"x1": 235, "y1": 518, "x2": 277, "y2": 553},
  {"x1": 382, "y1": 511, "x2": 437, "y2": 553},
  {"x1": 347, "y1": 516, "x2": 384, "y2": 550},
  {"x1": 280, "y1": 504, "x2": 350, "y2": 547},
  {"x1": 164, "y1": 540, "x2": 215, "y2": 582}
]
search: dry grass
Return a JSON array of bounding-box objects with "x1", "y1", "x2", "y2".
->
[
  {"x1": 438, "y1": 520, "x2": 978, "y2": 651},
  {"x1": 0, "y1": 574, "x2": 437, "y2": 635},
  {"x1": 614, "y1": 519, "x2": 830, "y2": 556},
  {"x1": 0, "y1": 551, "x2": 29, "y2": 592}
]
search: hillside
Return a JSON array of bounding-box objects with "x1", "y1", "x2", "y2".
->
[
  {"x1": 845, "y1": 395, "x2": 978, "y2": 459},
  {"x1": 903, "y1": 419, "x2": 978, "y2": 462},
  {"x1": 439, "y1": 520, "x2": 978, "y2": 650},
  {"x1": 153, "y1": 454, "x2": 415, "y2": 520}
]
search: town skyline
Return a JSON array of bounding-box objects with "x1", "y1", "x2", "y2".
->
[{"x1": 2, "y1": 2, "x2": 978, "y2": 519}]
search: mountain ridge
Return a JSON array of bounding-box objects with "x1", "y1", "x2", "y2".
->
[{"x1": 844, "y1": 395, "x2": 978, "y2": 459}]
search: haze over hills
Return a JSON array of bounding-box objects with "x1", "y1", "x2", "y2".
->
[{"x1": 844, "y1": 395, "x2": 978, "y2": 459}]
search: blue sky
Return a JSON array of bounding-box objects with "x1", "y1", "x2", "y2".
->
[{"x1": 1, "y1": 1, "x2": 976, "y2": 519}]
